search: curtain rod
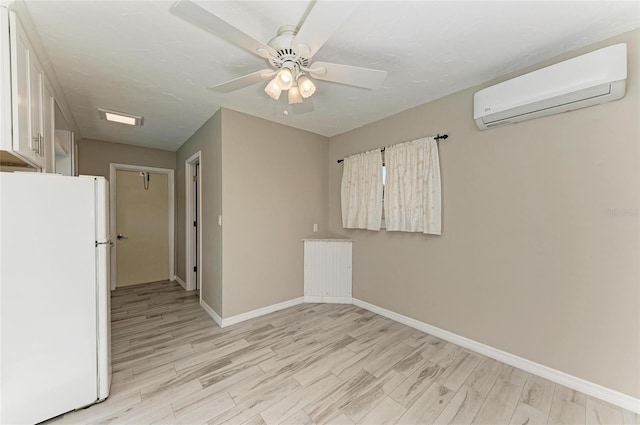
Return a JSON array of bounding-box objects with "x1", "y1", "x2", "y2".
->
[{"x1": 336, "y1": 134, "x2": 448, "y2": 164}]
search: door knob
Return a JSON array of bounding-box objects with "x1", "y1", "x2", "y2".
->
[{"x1": 117, "y1": 234, "x2": 128, "y2": 240}]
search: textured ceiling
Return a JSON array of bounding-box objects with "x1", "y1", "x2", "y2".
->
[{"x1": 22, "y1": 1, "x2": 640, "y2": 151}]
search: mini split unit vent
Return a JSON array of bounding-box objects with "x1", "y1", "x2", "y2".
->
[{"x1": 474, "y1": 43, "x2": 627, "y2": 130}]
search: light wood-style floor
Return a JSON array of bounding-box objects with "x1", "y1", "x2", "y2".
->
[{"x1": 47, "y1": 280, "x2": 637, "y2": 425}]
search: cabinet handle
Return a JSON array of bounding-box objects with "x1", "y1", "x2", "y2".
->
[
  {"x1": 32, "y1": 136, "x2": 39, "y2": 154},
  {"x1": 40, "y1": 134, "x2": 44, "y2": 157}
]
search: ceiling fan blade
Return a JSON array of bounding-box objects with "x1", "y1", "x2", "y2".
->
[
  {"x1": 170, "y1": 0, "x2": 277, "y2": 59},
  {"x1": 292, "y1": 0, "x2": 360, "y2": 57},
  {"x1": 209, "y1": 69, "x2": 275, "y2": 93},
  {"x1": 308, "y1": 62, "x2": 388, "y2": 89}
]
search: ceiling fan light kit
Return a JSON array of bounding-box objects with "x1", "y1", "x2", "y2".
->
[
  {"x1": 264, "y1": 78, "x2": 283, "y2": 100},
  {"x1": 275, "y1": 67, "x2": 294, "y2": 90},
  {"x1": 288, "y1": 86, "x2": 303, "y2": 104},
  {"x1": 297, "y1": 75, "x2": 316, "y2": 98},
  {"x1": 170, "y1": 0, "x2": 388, "y2": 112}
]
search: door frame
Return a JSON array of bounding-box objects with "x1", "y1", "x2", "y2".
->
[
  {"x1": 109, "y1": 163, "x2": 175, "y2": 290},
  {"x1": 185, "y1": 151, "x2": 202, "y2": 293}
]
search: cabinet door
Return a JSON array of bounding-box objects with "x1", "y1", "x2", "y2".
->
[
  {"x1": 28, "y1": 50, "x2": 44, "y2": 167},
  {"x1": 9, "y1": 11, "x2": 35, "y2": 163},
  {"x1": 43, "y1": 78, "x2": 55, "y2": 172},
  {"x1": 8, "y1": 11, "x2": 46, "y2": 168}
]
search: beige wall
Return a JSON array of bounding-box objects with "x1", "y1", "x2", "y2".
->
[
  {"x1": 176, "y1": 112, "x2": 223, "y2": 314},
  {"x1": 78, "y1": 138, "x2": 176, "y2": 179},
  {"x1": 78, "y1": 137, "x2": 178, "y2": 287},
  {"x1": 221, "y1": 109, "x2": 329, "y2": 317},
  {"x1": 327, "y1": 29, "x2": 640, "y2": 398},
  {"x1": 175, "y1": 109, "x2": 329, "y2": 317}
]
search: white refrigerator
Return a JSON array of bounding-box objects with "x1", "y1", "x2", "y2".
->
[{"x1": 0, "y1": 172, "x2": 111, "y2": 424}]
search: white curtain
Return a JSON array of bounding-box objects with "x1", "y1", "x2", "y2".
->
[
  {"x1": 341, "y1": 149, "x2": 383, "y2": 231},
  {"x1": 384, "y1": 137, "x2": 441, "y2": 234}
]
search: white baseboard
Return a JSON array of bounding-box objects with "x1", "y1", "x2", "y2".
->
[
  {"x1": 173, "y1": 275, "x2": 187, "y2": 290},
  {"x1": 352, "y1": 298, "x2": 640, "y2": 414},
  {"x1": 304, "y1": 296, "x2": 353, "y2": 304},
  {"x1": 221, "y1": 297, "x2": 305, "y2": 328},
  {"x1": 200, "y1": 299, "x2": 222, "y2": 327}
]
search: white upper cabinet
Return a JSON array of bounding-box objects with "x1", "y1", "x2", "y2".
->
[
  {"x1": 1, "y1": 8, "x2": 52, "y2": 170},
  {"x1": 8, "y1": 9, "x2": 35, "y2": 163}
]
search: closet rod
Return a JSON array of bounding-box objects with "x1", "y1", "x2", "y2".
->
[{"x1": 336, "y1": 134, "x2": 448, "y2": 164}]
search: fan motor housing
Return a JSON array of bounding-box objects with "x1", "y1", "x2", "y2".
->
[{"x1": 268, "y1": 25, "x2": 309, "y2": 69}]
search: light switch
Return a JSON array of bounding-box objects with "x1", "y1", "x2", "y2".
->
[
  {"x1": 218, "y1": 215, "x2": 222, "y2": 226},
  {"x1": 313, "y1": 224, "x2": 318, "y2": 233}
]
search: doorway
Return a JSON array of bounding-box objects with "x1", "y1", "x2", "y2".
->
[
  {"x1": 109, "y1": 163, "x2": 175, "y2": 290},
  {"x1": 185, "y1": 151, "x2": 202, "y2": 292}
]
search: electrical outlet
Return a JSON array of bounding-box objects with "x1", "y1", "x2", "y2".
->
[{"x1": 313, "y1": 224, "x2": 318, "y2": 233}]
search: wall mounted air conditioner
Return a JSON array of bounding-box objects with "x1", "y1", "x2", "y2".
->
[{"x1": 474, "y1": 43, "x2": 627, "y2": 130}]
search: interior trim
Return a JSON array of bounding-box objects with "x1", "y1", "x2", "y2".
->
[
  {"x1": 173, "y1": 275, "x2": 186, "y2": 290},
  {"x1": 200, "y1": 298, "x2": 222, "y2": 327},
  {"x1": 303, "y1": 296, "x2": 353, "y2": 304},
  {"x1": 184, "y1": 151, "x2": 202, "y2": 296},
  {"x1": 221, "y1": 298, "x2": 305, "y2": 328}
]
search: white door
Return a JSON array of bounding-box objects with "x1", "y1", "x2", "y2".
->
[{"x1": 115, "y1": 170, "x2": 170, "y2": 287}]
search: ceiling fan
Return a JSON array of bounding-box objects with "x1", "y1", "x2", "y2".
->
[{"x1": 170, "y1": 0, "x2": 388, "y2": 107}]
